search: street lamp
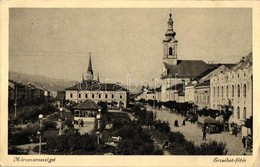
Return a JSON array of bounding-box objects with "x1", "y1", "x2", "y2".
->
[
  {"x1": 59, "y1": 108, "x2": 64, "y2": 136},
  {"x1": 38, "y1": 114, "x2": 43, "y2": 155},
  {"x1": 96, "y1": 109, "x2": 102, "y2": 146}
]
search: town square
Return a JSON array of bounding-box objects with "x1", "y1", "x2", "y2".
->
[{"x1": 6, "y1": 8, "x2": 253, "y2": 157}]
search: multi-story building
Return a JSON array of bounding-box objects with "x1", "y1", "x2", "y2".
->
[
  {"x1": 192, "y1": 65, "x2": 233, "y2": 109},
  {"x1": 65, "y1": 53, "x2": 129, "y2": 108},
  {"x1": 160, "y1": 13, "x2": 219, "y2": 102},
  {"x1": 210, "y1": 52, "x2": 252, "y2": 128}
]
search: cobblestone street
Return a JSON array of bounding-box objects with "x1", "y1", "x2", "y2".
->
[{"x1": 146, "y1": 105, "x2": 251, "y2": 155}]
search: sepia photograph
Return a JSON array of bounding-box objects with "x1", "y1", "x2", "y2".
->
[{"x1": 1, "y1": 1, "x2": 259, "y2": 167}]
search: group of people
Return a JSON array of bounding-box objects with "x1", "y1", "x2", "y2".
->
[
  {"x1": 174, "y1": 119, "x2": 186, "y2": 127},
  {"x1": 73, "y1": 119, "x2": 84, "y2": 127}
]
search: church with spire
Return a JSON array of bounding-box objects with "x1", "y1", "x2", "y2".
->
[
  {"x1": 65, "y1": 52, "x2": 128, "y2": 108},
  {"x1": 82, "y1": 52, "x2": 99, "y2": 83},
  {"x1": 160, "y1": 13, "x2": 227, "y2": 102}
]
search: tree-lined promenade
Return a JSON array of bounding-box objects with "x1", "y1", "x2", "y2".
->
[
  {"x1": 145, "y1": 105, "x2": 251, "y2": 155},
  {"x1": 8, "y1": 99, "x2": 233, "y2": 155}
]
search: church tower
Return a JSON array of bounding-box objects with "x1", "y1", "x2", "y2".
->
[
  {"x1": 86, "y1": 52, "x2": 94, "y2": 81},
  {"x1": 163, "y1": 13, "x2": 178, "y2": 65}
]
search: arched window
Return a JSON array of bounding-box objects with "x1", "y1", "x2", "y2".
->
[
  {"x1": 226, "y1": 85, "x2": 229, "y2": 97},
  {"x1": 237, "y1": 107, "x2": 240, "y2": 119},
  {"x1": 169, "y1": 47, "x2": 173, "y2": 55},
  {"x1": 243, "y1": 84, "x2": 246, "y2": 97},
  {"x1": 243, "y1": 107, "x2": 246, "y2": 119},
  {"x1": 232, "y1": 85, "x2": 234, "y2": 97},
  {"x1": 217, "y1": 87, "x2": 219, "y2": 97},
  {"x1": 237, "y1": 85, "x2": 240, "y2": 98},
  {"x1": 213, "y1": 87, "x2": 215, "y2": 97}
]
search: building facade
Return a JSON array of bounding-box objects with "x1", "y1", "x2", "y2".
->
[
  {"x1": 210, "y1": 52, "x2": 252, "y2": 126},
  {"x1": 65, "y1": 53, "x2": 129, "y2": 108},
  {"x1": 194, "y1": 81, "x2": 210, "y2": 109},
  {"x1": 189, "y1": 65, "x2": 232, "y2": 108},
  {"x1": 160, "y1": 13, "x2": 218, "y2": 102}
]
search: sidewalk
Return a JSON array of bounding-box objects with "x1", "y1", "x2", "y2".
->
[{"x1": 146, "y1": 105, "x2": 251, "y2": 155}]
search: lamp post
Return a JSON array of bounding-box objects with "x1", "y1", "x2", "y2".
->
[
  {"x1": 38, "y1": 114, "x2": 43, "y2": 155},
  {"x1": 59, "y1": 107, "x2": 64, "y2": 136},
  {"x1": 96, "y1": 109, "x2": 101, "y2": 146}
]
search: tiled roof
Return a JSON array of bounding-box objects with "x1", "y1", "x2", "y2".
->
[
  {"x1": 163, "y1": 60, "x2": 214, "y2": 79},
  {"x1": 65, "y1": 82, "x2": 128, "y2": 91},
  {"x1": 72, "y1": 99, "x2": 101, "y2": 110}
]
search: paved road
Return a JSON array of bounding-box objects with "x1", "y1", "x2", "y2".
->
[{"x1": 146, "y1": 105, "x2": 250, "y2": 155}]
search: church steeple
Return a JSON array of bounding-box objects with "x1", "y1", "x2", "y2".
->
[
  {"x1": 165, "y1": 13, "x2": 176, "y2": 39},
  {"x1": 163, "y1": 13, "x2": 178, "y2": 65},
  {"x1": 86, "y1": 52, "x2": 94, "y2": 81}
]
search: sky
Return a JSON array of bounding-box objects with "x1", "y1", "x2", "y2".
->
[{"x1": 9, "y1": 8, "x2": 252, "y2": 85}]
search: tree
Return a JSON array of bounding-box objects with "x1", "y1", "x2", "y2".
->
[{"x1": 97, "y1": 101, "x2": 108, "y2": 114}]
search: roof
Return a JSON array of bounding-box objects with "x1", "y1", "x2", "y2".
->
[
  {"x1": 195, "y1": 80, "x2": 210, "y2": 87},
  {"x1": 194, "y1": 66, "x2": 219, "y2": 81},
  {"x1": 65, "y1": 82, "x2": 128, "y2": 91},
  {"x1": 163, "y1": 60, "x2": 215, "y2": 79},
  {"x1": 72, "y1": 99, "x2": 101, "y2": 110},
  {"x1": 185, "y1": 82, "x2": 197, "y2": 87},
  {"x1": 232, "y1": 52, "x2": 252, "y2": 71},
  {"x1": 195, "y1": 65, "x2": 232, "y2": 83}
]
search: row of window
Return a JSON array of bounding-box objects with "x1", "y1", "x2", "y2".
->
[
  {"x1": 213, "y1": 84, "x2": 247, "y2": 98},
  {"x1": 212, "y1": 70, "x2": 250, "y2": 82},
  {"x1": 69, "y1": 93, "x2": 123, "y2": 99},
  {"x1": 195, "y1": 95, "x2": 209, "y2": 104},
  {"x1": 235, "y1": 106, "x2": 247, "y2": 120}
]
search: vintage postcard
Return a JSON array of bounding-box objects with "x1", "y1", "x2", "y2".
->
[{"x1": 1, "y1": 0, "x2": 260, "y2": 167}]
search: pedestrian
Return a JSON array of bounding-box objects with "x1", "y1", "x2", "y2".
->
[
  {"x1": 174, "y1": 119, "x2": 179, "y2": 127},
  {"x1": 234, "y1": 126, "x2": 237, "y2": 137},
  {"x1": 182, "y1": 119, "x2": 186, "y2": 126},
  {"x1": 202, "y1": 127, "x2": 206, "y2": 140},
  {"x1": 242, "y1": 136, "x2": 246, "y2": 148},
  {"x1": 80, "y1": 119, "x2": 84, "y2": 127},
  {"x1": 246, "y1": 135, "x2": 252, "y2": 152}
]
